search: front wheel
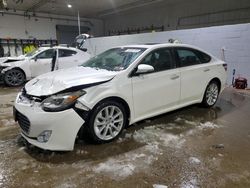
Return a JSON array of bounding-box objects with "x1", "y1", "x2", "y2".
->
[
  {"x1": 4, "y1": 69, "x2": 25, "y2": 87},
  {"x1": 86, "y1": 101, "x2": 127, "y2": 144},
  {"x1": 202, "y1": 81, "x2": 219, "y2": 107}
]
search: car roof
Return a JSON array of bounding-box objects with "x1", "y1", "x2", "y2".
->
[
  {"x1": 119, "y1": 43, "x2": 202, "y2": 50},
  {"x1": 38, "y1": 46, "x2": 79, "y2": 51},
  {"x1": 52, "y1": 46, "x2": 79, "y2": 51},
  {"x1": 38, "y1": 47, "x2": 50, "y2": 50},
  {"x1": 116, "y1": 43, "x2": 216, "y2": 59}
]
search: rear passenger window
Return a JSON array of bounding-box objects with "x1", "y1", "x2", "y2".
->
[
  {"x1": 177, "y1": 49, "x2": 200, "y2": 66},
  {"x1": 176, "y1": 48, "x2": 211, "y2": 67},
  {"x1": 59, "y1": 49, "x2": 77, "y2": 57},
  {"x1": 194, "y1": 50, "x2": 211, "y2": 63}
]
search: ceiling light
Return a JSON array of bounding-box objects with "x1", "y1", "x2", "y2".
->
[{"x1": 67, "y1": 4, "x2": 72, "y2": 8}]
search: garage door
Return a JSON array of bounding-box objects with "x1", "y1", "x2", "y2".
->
[{"x1": 56, "y1": 25, "x2": 90, "y2": 45}]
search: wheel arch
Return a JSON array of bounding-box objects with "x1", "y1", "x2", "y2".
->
[
  {"x1": 201, "y1": 77, "x2": 222, "y2": 107},
  {"x1": 93, "y1": 96, "x2": 131, "y2": 122},
  {"x1": 77, "y1": 96, "x2": 131, "y2": 143},
  {"x1": 4, "y1": 67, "x2": 27, "y2": 80},
  {"x1": 208, "y1": 77, "x2": 221, "y2": 93}
]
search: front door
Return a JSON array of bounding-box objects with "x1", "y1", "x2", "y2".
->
[
  {"x1": 30, "y1": 49, "x2": 55, "y2": 78},
  {"x1": 131, "y1": 48, "x2": 180, "y2": 121},
  {"x1": 58, "y1": 49, "x2": 78, "y2": 69}
]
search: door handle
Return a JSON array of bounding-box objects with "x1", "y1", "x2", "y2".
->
[
  {"x1": 170, "y1": 75, "x2": 180, "y2": 80},
  {"x1": 203, "y1": 68, "x2": 210, "y2": 72}
]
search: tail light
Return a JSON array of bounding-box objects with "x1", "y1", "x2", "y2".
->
[{"x1": 223, "y1": 63, "x2": 227, "y2": 71}]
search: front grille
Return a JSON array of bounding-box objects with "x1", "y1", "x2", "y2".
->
[{"x1": 16, "y1": 110, "x2": 30, "y2": 134}]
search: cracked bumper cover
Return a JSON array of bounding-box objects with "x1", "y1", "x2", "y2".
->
[{"x1": 14, "y1": 93, "x2": 86, "y2": 151}]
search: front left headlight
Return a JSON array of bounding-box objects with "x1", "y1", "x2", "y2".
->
[{"x1": 41, "y1": 90, "x2": 86, "y2": 112}]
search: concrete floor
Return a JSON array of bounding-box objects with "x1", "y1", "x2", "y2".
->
[{"x1": 0, "y1": 87, "x2": 250, "y2": 188}]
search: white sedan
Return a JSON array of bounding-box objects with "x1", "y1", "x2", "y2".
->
[
  {"x1": 0, "y1": 46, "x2": 90, "y2": 86},
  {"x1": 14, "y1": 43, "x2": 227, "y2": 151}
]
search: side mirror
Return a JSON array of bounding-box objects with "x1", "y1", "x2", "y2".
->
[
  {"x1": 81, "y1": 48, "x2": 88, "y2": 52},
  {"x1": 136, "y1": 64, "x2": 154, "y2": 74}
]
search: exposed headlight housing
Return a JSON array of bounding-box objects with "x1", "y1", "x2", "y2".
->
[{"x1": 41, "y1": 90, "x2": 86, "y2": 112}]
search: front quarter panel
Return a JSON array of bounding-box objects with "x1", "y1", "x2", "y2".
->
[
  {"x1": 1, "y1": 59, "x2": 32, "y2": 79},
  {"x1": 77, "y1": 75, "x2": 134, "y2": 123}
]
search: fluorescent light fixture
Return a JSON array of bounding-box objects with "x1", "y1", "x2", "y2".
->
[{"x1": 67, "y1": 4, "x2": 72, "y2": 8}]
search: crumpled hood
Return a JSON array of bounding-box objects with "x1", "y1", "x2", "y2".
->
[
  {"x1": 0, "y1": 56, "x2": 26, "y2": 64},
  {"x1": 25, "y1": 67, "x2": 118, "y2": 96},
  {"x1": 0, "y1": 58, "x2": 28, "y2": 68}
]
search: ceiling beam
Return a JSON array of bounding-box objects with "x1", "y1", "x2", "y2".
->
[{"x1": 26, "y1": 0, "x2": 50, "y2": 12}]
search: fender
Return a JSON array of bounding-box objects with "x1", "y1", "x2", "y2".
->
[{"x1": 2, "y1": 65, "x2": 31, "y2": 80}]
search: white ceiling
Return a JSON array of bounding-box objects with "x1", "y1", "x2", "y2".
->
[{"x1": 5, "y1": 0, "x2": 170, "y2": 18}]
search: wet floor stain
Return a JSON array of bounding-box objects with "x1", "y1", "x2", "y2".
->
[{"x1": 0, "y1": 86, "x2": 250, "y2": 188}]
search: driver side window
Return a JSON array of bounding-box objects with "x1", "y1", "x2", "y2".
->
[
  {"x1": 36, "y1": 49, "x2": 55, "y2": 59},
  {"x1": 140, "y1": 48, "x2": 174, "y2": 72}
]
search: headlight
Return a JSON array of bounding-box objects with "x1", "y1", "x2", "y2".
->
[{"x1": 41, "y1": 90, "x2": 86, "y2": 112}]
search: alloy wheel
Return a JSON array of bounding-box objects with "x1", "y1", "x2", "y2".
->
[
  {"x1": 93, "y1": 105, "x2": 124, "y2": 141},
  {"x1": 205, "y1": 83, "x2": 219, "y2": 106},
  {"x1": 5, "y1": 69, "x2": 25, "y2": 86}
]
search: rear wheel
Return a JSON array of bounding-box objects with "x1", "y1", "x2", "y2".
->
[
  {"x1": 4, "y1": 69, "x2": 25, "y2": 87},
  {"x1": 202, "y1": 81, "x2": 219, "y2": 107},
  {"x1": 86, "y1": 101, "x2": 127, "y2": 144}
]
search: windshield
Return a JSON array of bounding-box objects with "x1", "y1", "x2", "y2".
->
[
  {"x1": 82, "y1": 47, "x2": 146, "y2": 71},
  {"x1": 25, "y1": 48, "x2": 42, "y2": 57}
]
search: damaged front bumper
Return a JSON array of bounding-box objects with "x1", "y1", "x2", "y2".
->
[{"x1": 14, "y1": 92, "x2": 86, "y2": 151}]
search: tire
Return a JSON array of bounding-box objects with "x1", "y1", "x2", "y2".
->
[
  {"x1": 85, "y1": 100, "x2": 127, "y2": 144},
  {"x1": 202, "y1": 81, "x2": 219, "y2": 107},
  {"x1": 4, "y1": 69, "x2": 26, "y2": 87}
]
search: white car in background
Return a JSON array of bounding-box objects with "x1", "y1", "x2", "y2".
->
[
  {"x1": 14, "y1": 43, "x2": 227, "y2": 151},
  {"x1": 0, "y1": 46, "x2": 90, "y2": 86}
]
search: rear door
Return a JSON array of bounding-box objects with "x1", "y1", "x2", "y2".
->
[
  {"x1": 131, "y1": 48, "x2": 180, "y2": 120},
  {"x1": 175, "y1": 47, "x2": 214, "y2": 104},
  {"x1": 58, "y1": 49, "x2": 78, "y2": 69}
]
